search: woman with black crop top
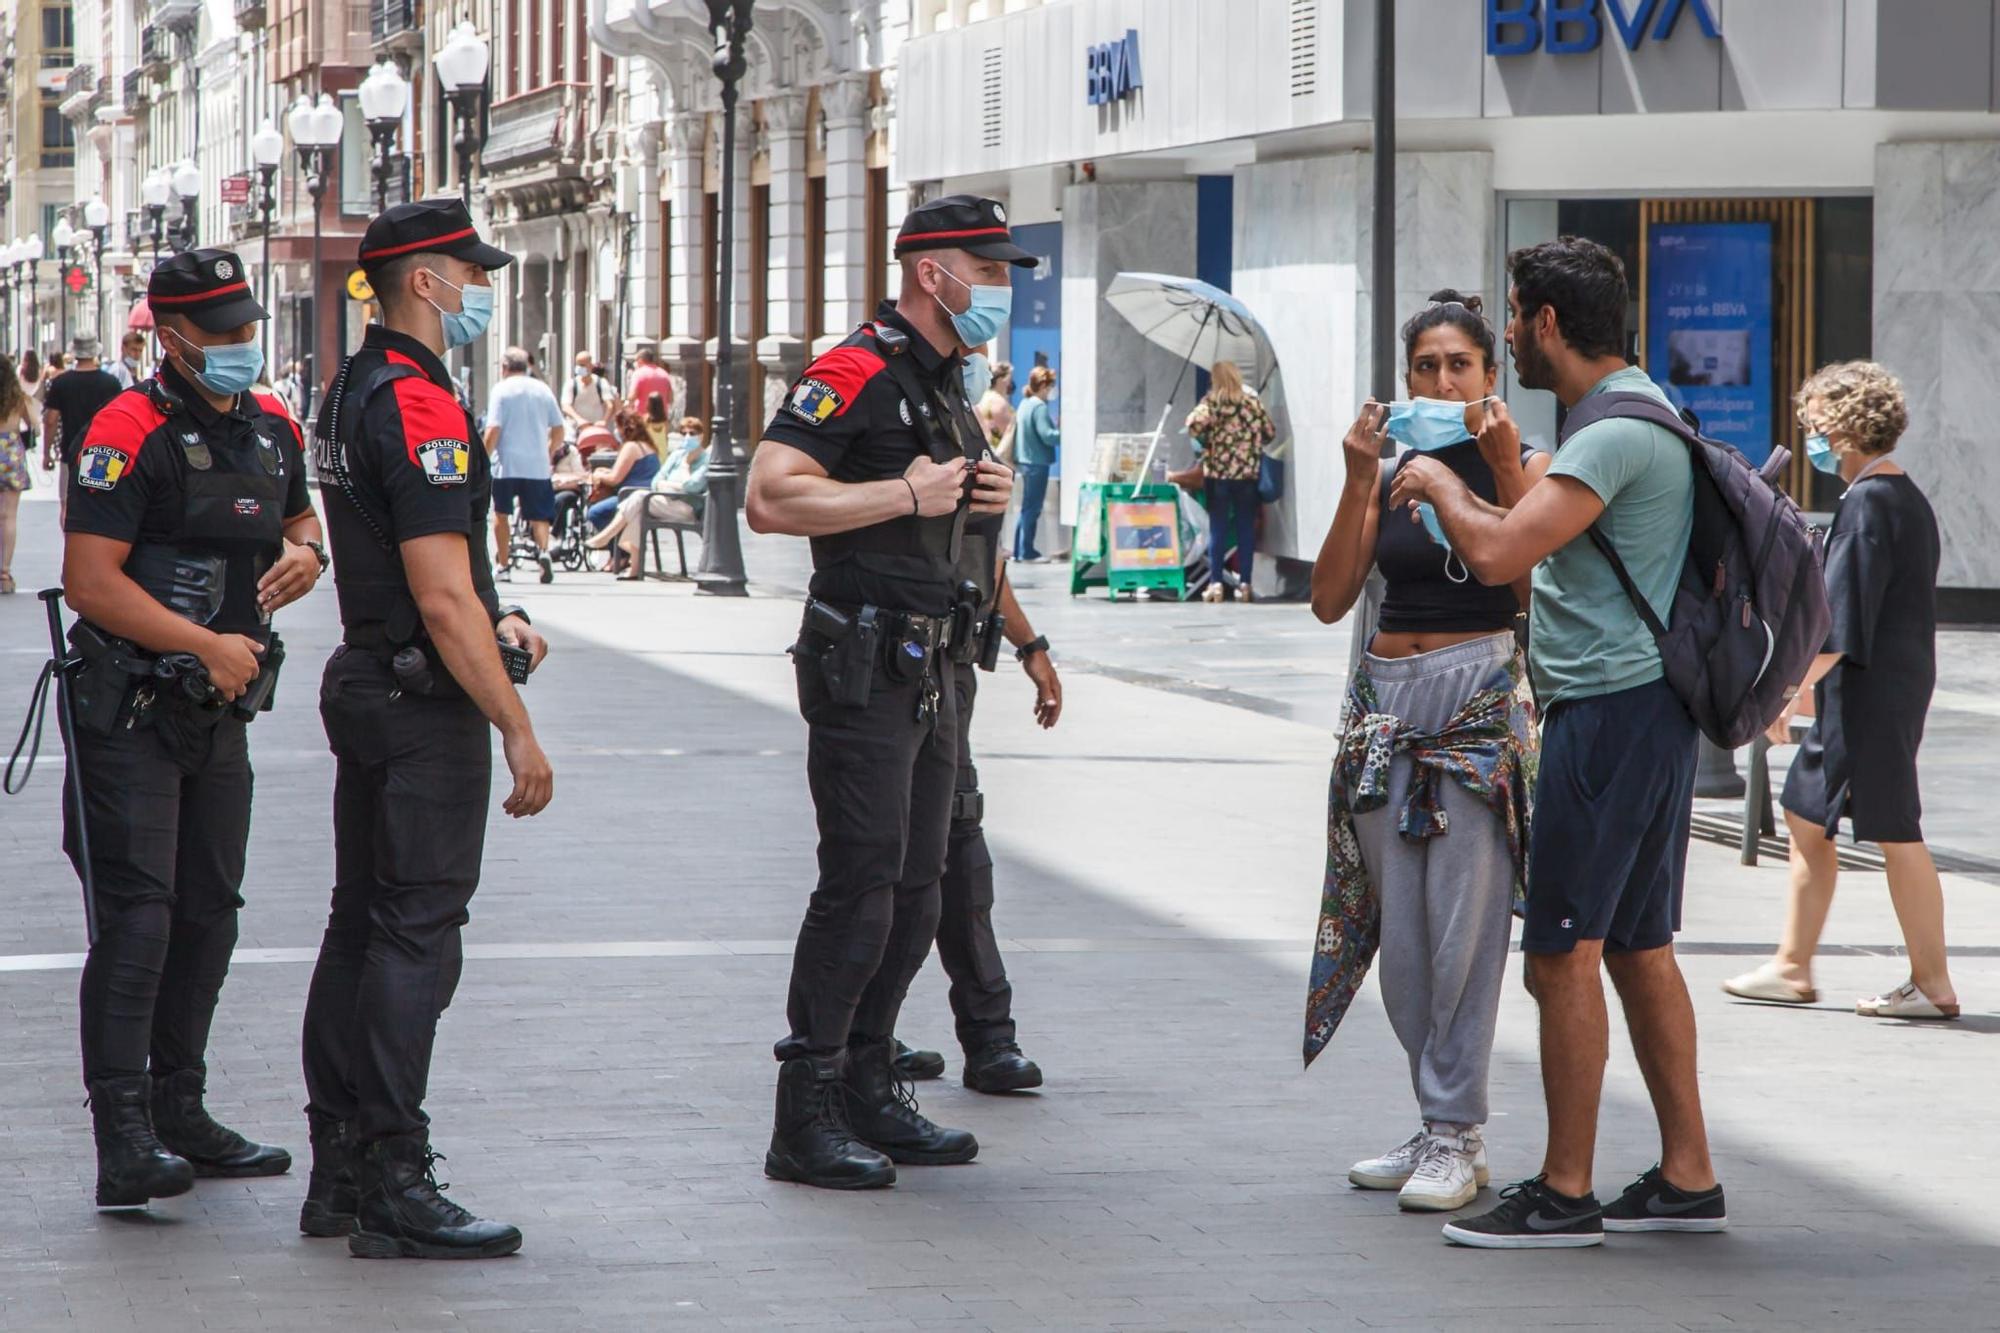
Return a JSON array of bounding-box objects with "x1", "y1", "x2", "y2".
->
[{"x1": 1301, "y1": 291, "x2": 1549, "y2": 1215}]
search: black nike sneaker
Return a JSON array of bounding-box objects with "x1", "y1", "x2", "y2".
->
[
  {"x1": 1441, "y1": 1175, "x2": 1603, "y2": 1249},
  {"x1": 1601, "y1": 1165, "x2": 1728, "y2": 1233}
]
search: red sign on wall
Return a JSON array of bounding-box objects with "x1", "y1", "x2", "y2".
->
[
  {"x1": 220, "y1": 174, "x2": 251, "y2": 205},
  {"x1": 63, "y1": 265, "x2": 89, "y2": 294}
]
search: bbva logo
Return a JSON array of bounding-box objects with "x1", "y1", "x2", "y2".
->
[
  {"x1": 1086, "y1": 28, "x2": 1143, "y2": 106},
  {"x1": 1486, "y1": 0, "x2": 1721, "y2": 57}
]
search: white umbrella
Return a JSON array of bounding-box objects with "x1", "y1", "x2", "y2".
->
[{"x1": 1104, "y1": 272, "x2": 1277, "y2": 386}]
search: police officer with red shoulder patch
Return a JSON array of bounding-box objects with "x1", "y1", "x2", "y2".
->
[
  {"x1": 746, "y1": 194, "x2": 1026, "y2": 1190},
  {"x1": 303, "y1": 197, "x2": 549, "y2": 1260},
  {"x1": 59, "y1": 246, "x2": 323, "y2": 1209}
]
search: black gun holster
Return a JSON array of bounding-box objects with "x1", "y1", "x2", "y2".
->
[{"x1": 796, "y1": 599, "x2": 878, "y2": 709}]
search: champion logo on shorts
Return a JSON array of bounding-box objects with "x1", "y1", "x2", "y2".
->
[{"x1": 1560, "y1": 918, "x2": 1574, "y2": 930}]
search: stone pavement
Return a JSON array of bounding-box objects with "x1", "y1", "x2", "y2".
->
[{"x1": 2, "y1": 494, "x2": 1999, "y2": 1331}]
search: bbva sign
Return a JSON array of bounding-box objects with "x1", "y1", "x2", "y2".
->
[
  {"x1": 1085, "y1": 28, "x2": 1143, "y2": 106},
  {"x1": 1486, "y1": 0, "x2": 1721, "y2": 57}
]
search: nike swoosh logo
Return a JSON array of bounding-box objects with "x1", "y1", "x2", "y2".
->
[
  {"x1": 1646, "y1": 1194, "x2": 1713, "y2": 1216},
  {"x1": 1525, "y1": 1210, "x2": 1585, "y2": 1231}
]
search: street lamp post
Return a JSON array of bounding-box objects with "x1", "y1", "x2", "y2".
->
[
  {"x1": 289, "y1": 93, "x2": 345, "y2": 424},
  {"x1": 21, "y1": 235, "x2": 43, "y2": 355},
  {"x1": 172, "y1": 160, "x2": 202, "y2": 253},
  {"x1": 359, "y1": 61, "x2": 411, "y2": 214},
  {"x1": 142, "y1": 171, "x2": 171, "y2": 269},
  {"x1": 433, "y1": 23, "x2": 490, "y2": 209},
  {"x1": 695, "y1": 0, "x2": 754, "y2": 598},
  {"x1": 250, "y1": 119, "x2": 286, "y2": 369},
  {"x1": 0, "y1": 242, "x2": 15, "y2": 353},
  {"x1": 83, "y1": 197, "x2": 111, "y2": 340},
  {"x1": 52, "y1": 217, "x2": 75, "y2": 352}
]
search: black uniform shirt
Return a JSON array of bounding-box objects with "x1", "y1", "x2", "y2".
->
[
  {"x1": 64, "y1": 364, "x2": 311, "y2": 636},
  {"x1": 762, "y1": 303, "x2": 979, "y2": 616},
  {"x1": 316, "y1": 325, "x2": 499, "y2": 630},
  {"x1": 45, "y1": 367, "x2": 126, "y2": 466}
]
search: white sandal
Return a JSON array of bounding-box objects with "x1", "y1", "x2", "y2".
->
[
  {"x1": 1856, "y1": 980, "x2": 1960, "y2": 1020},
  {"x1": 1721, "y1": 960, "x2": 1816, "y2": 1005}
]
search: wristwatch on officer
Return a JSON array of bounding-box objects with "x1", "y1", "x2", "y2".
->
[
  {"x1": 1015, "y1": 635, "x2": 1050, "y2": 663},
  {"x1": 302, "y1": 539, "x2": 330, "y2": 575},
  {"x1": 495, "y1": 604, "x2": 530, "y2": 626}
]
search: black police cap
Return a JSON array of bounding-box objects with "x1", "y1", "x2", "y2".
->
[
  {"x1": 359, "y1": 197, "x2": 513, "y2": 275},
  {"x1": 894, "y1": 194, "x2": 1038, "y2": 268},
  {"x1": 147, "y1": 247, "x2": 269, "y2": 334}
]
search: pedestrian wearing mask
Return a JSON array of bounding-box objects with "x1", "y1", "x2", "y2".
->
[
  {"x1": 59, "y1": 248, "x2": 324, "y2": 1208},
  {"x1": 114, "y1": 331, "x2": 148, "y2": 389},
  {"x1": 304, "y1": 198, "x2": 551, "y2": 1259},
  {"x1": 562, "y1": 352, "x2": 615, "y2": 434},
  {"x1": 1724, "y1": 362, "x2": 1956, "y2": 1020},
  {"x1": 1011, "y1": 367, "x2": 1058, "y2": 561},
  {"x1": 1305, "y1": 290, "x2": 1548, "y2": 1213},
  {"x1": 1392, "y1": 238, "x2": 1724, "y2": 1249},
  {"x1": 1186, "y1": 361, "x2": 1276, "y2": 601}
]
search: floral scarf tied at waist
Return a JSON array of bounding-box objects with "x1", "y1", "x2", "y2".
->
[{"x1": 1302, "y1": 651, "x2": 1538, "y2": 1068}]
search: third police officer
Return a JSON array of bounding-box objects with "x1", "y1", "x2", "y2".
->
[{"x1": 747, "y1": 195, "x2": 1027, "y2": 1189}]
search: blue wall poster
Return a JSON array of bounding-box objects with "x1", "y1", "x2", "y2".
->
[{"x1": 1645, "y1": 222, "x2": 1774, "y2": 465}]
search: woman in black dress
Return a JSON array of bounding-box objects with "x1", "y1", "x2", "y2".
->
[{"x1": 1723, "y1": 361, "x2": 1957, "y2": 1020}]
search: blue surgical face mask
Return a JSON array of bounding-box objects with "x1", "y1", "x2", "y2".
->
[
  {"x1": 425, "y1": 271, "x2": 495, "y2": 349},
  {"x1": 960, "y1": 351, "x2": 990, "y2": 404},
  {"x1": 167, "y1": 328, "x2": 264, "y2": 397},
  {"x1": 1385, "y1": 395, "x2": 1495, "y2": 452},
  {"x1": 1805, "y1": 432, "x2": 1840, "y2": 475},
  {"x1": 1412, "y1": 501, "x2": 1471, "y2": 584},
  {"x1": 930, "y1": 262, "x2": 1012, "y2": 349}
]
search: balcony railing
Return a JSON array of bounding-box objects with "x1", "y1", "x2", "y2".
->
[
  {"x1": 369, "y1": 0, "x2": 418, "y2": 49},
  {"x1": 62, "y1": 63, "x2": 95, "y2": 100},
  {"x1": 233, "y1": 0, "x2": 267, "y2": 30},
  {"x1": 123, "y1": 68, "x2": 150, "y2": 109},
  {"x1": 141, "y1": 25, "x2": 173, "y2": 74},
  {"x1": 483, "y1": 83, "x2": 583, "y2": 175},
  {"x1": 149, "y1": 0, "x2": 202, "y2": 30}
]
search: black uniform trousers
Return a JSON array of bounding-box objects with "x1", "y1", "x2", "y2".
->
[
  {"x1": 302, "y1": 646, "x2": 490, "y2": 1143},
  {"x1": 778, "y1": 640, "x2": 959, "y2": 1061},
  {"x1": 64, "y1": 711, "x2": 251, "y2": 1084},
  {"x1": 934, "y1": 667, "x2": 1016, "y2": 1051}
]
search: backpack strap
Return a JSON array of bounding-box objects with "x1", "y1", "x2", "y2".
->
[{"x1": 1559, "y1": 391, "x2": 1699, "y2": 642}]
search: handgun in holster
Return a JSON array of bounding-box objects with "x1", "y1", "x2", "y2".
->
[
  {"x1": 66, "y1": 621, "x2": 158, "y2": 736},
  {"x1": 800, "y1": 598, "x2": 877, "y2": 708}
]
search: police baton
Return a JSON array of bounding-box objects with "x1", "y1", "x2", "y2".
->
[{"x1": 39, "y1": 589, "x2": 100, "y2": 947}]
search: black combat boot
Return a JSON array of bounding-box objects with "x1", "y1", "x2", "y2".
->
[
  {"x1": 962, "y1": 1041, "x2": 1044, "y2": 1094},
  {"x1": 842, "y1": 1038, "x2": 979, "y2": 1165},
  {"x1": 151, "y1": 1068, "x2": 292, "y2": 1178},
  {"x1": 88, "y1": 1075, "x2": 196, "y2": 1208},
  {"x1": 893, "y1": 1039, "x2": 945, "y2": 1081},
  {"x1": 765, "y1": 1055, "x2": 897, "y2": 1189},
  {"x1": 348, "y1": 1133, "x2": 523, "y2": 1260},
  {"x1": 299, "y1": 1110, "x2": 357, "y2": 1237}
]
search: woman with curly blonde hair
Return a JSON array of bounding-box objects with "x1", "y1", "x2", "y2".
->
[{"x1": 1724, "y1": 360, "x2": 1956, "y2": 1020}]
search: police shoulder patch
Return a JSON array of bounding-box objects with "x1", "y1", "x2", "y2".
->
[
  {"x1": 75, "y1": 443, "x2": 133, "y2": 492},
  {"x1": 413, "y1": 437, "x2": 471, "y2": 486},
  {"x1": 787, "y1": 377, "x2": 844, "y2": 426}
]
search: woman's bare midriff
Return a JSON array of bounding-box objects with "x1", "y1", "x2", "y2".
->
[{"x1": 1366, "y1": 627, "x2": 1509, "y2": 660}]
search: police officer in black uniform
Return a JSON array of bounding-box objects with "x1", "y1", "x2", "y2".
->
[
  {"x1": 60, "y1": 247, "x2": 322, "y2": 1207},
  {"x1": 302, "y1": 199, "x2": 551, "y2": 1259},
  {"x1": 893, "y1": 536, "x2": 1063, "y2": 1093},
  {"x1": 747, "y1": 195, "x2": 1027, "y2": 1190}
]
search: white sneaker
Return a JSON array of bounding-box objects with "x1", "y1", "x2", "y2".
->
[
  {"x1": 1348, "y1": 1130, "x2": 1428, "y2": 1190},
  {"x1": 1398, "y1": 1128, "x2": 1487, "y2": 1212}
]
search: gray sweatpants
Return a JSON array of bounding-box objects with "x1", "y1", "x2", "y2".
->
[{"x1": 1350, "y1": 631, "x2": 1517, "y2": 1127}]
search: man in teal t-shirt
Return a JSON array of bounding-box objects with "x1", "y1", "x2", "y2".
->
[{"x1": 1386, "y1": 237, "x2": 1718, "y2": 1254}]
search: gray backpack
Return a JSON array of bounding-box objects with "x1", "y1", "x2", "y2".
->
[{"x1": 1557, "y1": 393, "x2": 1830, "y2": 749}]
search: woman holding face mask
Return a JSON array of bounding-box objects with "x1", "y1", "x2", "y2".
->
[{"x1": 1302, "y1": 290, "x2": 1550, "y2": 1215}]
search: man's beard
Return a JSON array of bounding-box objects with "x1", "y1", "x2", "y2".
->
[{"x1": 1513, "y1": 322, "x2": 1555, "y2": 391}]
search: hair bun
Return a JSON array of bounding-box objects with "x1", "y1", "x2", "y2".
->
[{"x1": 1427, "y1": 288, "x2": 1481, "y2": 316}]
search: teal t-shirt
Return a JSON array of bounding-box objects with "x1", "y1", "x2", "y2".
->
[{"x1": 1529, "y1": 366, "x2": 1694, "y2": 706}]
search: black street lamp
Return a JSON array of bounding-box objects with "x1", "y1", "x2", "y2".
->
[
  {"x1": 434, "y1": 23, "x2": 490, "y2": 209},
  {"x1": 288, "y1": 92, "x2": 345, "y2": 424},
  {"x1": 171, "y1": 160, "x2": 202, "y2": 254},
  {"x1": 0, "y1": 242, "x2": 15, "y2": 352},
  {"x1": 82, "y1": 197, "x2": 110, "y2": 340},
  {"x1": 52, "y1": 217, "x2": 75, "y2": 352},
  {"x1": 251, "y1": 118, "x2": 286, "y2": 369},
  {"x1": 141, "y1": 170, "x2": 170, "y2": 268},
  {"x1": 695, "y1": 0, "x2": 754, "y2": 598},
  {"x1": 360, "y1": 60, "x2": 411, "y2": 214}
]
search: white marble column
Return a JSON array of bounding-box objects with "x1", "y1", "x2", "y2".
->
[
  {"x1": 757, "y1": 92, "x2": 809, "y2": 422},
  {"x1": 623, "y1": 119, "x2": 663, "y2": 351},
  {"x1": 659, "y1": 111, "x2": 707, "y2": 413},
  {"x1": 818, "y1": 74, "x2": 871, "y2": 352},
  {"x1": 875, "y1": 71, "x2": 905, "y2": 289}
]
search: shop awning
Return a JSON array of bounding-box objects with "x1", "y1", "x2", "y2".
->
[{"x1": 127, "y1": 298, "x2": 154, "y2": 331}]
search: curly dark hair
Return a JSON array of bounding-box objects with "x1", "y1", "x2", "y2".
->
[
  {"x1": 1506, "y1": 236, "x2": 1629, "y2": 360},
  {"x1": 1401, "y1": 289, "x2": 1496, "y2": 370}
]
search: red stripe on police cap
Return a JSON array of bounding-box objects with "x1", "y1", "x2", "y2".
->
[
  {"x1": 360, "y1": 226, "x2": 478, "y2": 262},
  {"x1": 895, "y1": 226, "x2": 1011, "y2": 248},
  {"x1": 149, "y1": 280, "x2": 252, "y2": 305}
]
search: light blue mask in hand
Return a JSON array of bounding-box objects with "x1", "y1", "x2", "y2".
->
[
  {"x1": 1413, "y1": 501, "x2": 1472, "y2": 584},
  {"x1": 1384, "y1": 395, "x2": 1497, "y2": 452}
]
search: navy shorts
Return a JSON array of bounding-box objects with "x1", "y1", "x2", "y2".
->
[
  {"x1": 493, "y1": 477, "x2": 556, "y2": 523},
  {"x1": 1523, "y1": 678, "x2": 1698, "y2": 955}
]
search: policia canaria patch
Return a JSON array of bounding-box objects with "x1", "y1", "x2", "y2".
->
[
  {"x1": 786, "y1": 377, "x2": 844, "y2": 426},
  {"x1": 414, "y1": 438, "x2": 471, "y2": 486},
  {"x1": 76, "y1": 444, "x2": 131, "y2": 491}
]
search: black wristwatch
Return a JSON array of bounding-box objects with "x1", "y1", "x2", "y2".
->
[
  {"x1": 495, "y1": 604, "x2": 530, "y2": 626},
  {"x1": 302, "y1": 539, "x2": 330, "y2": 574},
  {"x1": 1015, "y1": 635, "x2": 1050, "y2": 663}
]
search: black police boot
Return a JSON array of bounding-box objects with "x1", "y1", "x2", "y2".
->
[
  {"x1": 764, "y1": 1056, "x2": 897, "y2": 1190},
  {"x1": 299, "y1": 1111, "x2": 358, "y2": 1238},
  {"x1": 842, "y1": 1038, "x2": 979, "y2": 1166},
  {"x1": 348, "y1": 1133, "x2": 523, "y2": 1260},
  {"x1": 893, "y1": 1039, "x2": 946, "y2": 1081},
  {"x1": 88, "y1": 1075, "x2": 196, "y2": 1208},
  {"x1": 962, "y1": 1042, "x2": 1044, "y2": 1094},
  {"x1": 150, "y1": 1068, "x2": 293, "y2": 1178}
]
